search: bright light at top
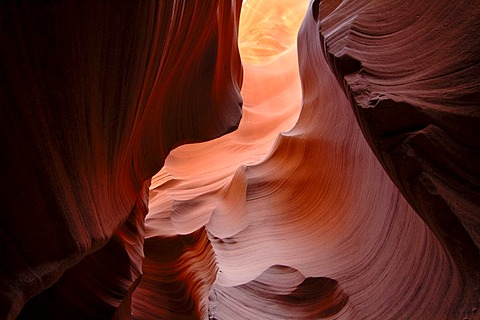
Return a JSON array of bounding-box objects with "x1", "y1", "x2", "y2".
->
[{"x1": 238, "y1": 0, "x2": 310, "y2": 64}]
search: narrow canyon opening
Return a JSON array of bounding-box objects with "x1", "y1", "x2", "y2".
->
[
  {"x1": 132, "y1": 1, "x2": 480, "y2": 318},
  {"x1": 132, "y1": 1, "x2": 312, "y2": 318},
  {"x1": 2, "y1": 0, "x2": 479, "y2": 319}
]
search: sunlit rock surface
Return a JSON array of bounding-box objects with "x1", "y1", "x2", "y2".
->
[
  {"x1": 133, "y1": 1, "x2": 310, "y2": 318},
  {"x1": 239, "y1": 0, "x2": 308, "y2": 64},
  {"x1": 2, "y1": 0, "x2": 479, "y2": 319},
  {"x1": 0, "y1": 1, "x2": 242, "y2": 319},
  {"x1": 140, "y1": 0, "x2": 480, "y2": 319},
  {"x1": 211, "y1": 265, "x2": 349, "y2": 319}
]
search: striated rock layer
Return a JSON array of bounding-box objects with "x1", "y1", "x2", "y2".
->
[
  {"x1": 141, "y1": 0, "x2": 480, "y2": 319},
  {"x1": 316, "y1": 0, "x2": 480, "y2": 301},
  {"x1": 2, "y1": 0, "x2": 479, "y2": 318},
  {"x1": 134, "y1": 1, "x2": 310, "y2": 318},
  {"x1": 211, "y1": 265, "x2": 349, "y2": 319},
  {"x1": 132, "y1": 229, "x2": 217, "y2": 319},
  {"x1": 0, "y1": 1, "x2": 242, "y2": 318}
]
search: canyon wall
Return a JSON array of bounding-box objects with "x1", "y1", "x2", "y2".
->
[
  {"x1": 0, "y1": 1, "x2": 242, "y2": 318},
  {"x1": 138, "y1": 0, "x2": 479, "y2": 318},
  {"x1": 316, "y1": 0, "x2": 480, "y2": 297},
  {"x1": 1, "y1": 0, "x2": 479, "y2": 319}
]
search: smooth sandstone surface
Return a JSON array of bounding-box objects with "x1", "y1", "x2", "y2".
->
[
  {"x1": 317, "y1": 0, "x2": 480, "y2": 302},
  {"x1": 1, "y1": 0, "x2": 479, "y2": 319},
  {"x1": 1, "y1": 1, "x2": 242, "y2": 319},
  {"x1": 138, "y1": 0, "x2": 479, "y2": 319}
]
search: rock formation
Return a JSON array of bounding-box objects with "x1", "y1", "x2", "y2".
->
[
  {"x1": 1, "y1": 0, "x2": 479, "y2": 319},
  {"x1": 1, "y1": 1, "x2": 242, "y2": 318},
  {"x1": 317, "y1": 0, "x2": 480, "y2": 284}
]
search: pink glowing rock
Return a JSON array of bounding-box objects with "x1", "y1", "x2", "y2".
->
[
  {"x1": 211, "y1": 265, "x2": 348, "y2": 319},
  {"x1": 2, "y1": 0, "x2": 479, "y2": 318},
  {"x1": 142, "y1": 0, "x2": 480, "y2": 318}
]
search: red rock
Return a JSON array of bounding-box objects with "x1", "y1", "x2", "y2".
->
[
  {"x1": 143, "y1": 0, "x2": 479, "y2": 318},
  {"x1": 2, "y1": 0, "x2": 480, "y2": 318},
  {"x1": 316, "y1": 0, "x2": 480, "y2": 289},
  {"x1": 0, "y1": 1, "x2": 242, "y2": 318},
  {"x1": 132, "y1": 229, "x2": 217, "y2": 319},
  {"x1": 211, "y1": 265, "x2": 348, "y2": 319}
]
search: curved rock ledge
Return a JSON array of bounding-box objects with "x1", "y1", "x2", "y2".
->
[
  {"x1": 2, "y1": 0, "x2": 479, "y2": 318},
  {"x1": 142, "y1": 0, "x2": 479, "y2": 318},
  {"x1": 132, "y1": 228, "x2": 217, "y2": 319},
  {"x1": 210, "y1": 265, "x2": 349, "y2": 319}
]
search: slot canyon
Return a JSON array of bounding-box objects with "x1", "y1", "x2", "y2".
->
[{"x1": 1, "y1": 0, "x2": 479, "y2": 319}]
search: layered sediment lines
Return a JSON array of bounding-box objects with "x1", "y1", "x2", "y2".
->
[
  {"x1": 3, "y1": 0, "x2": 479, "y2": 318},
  {"x1": 142, "y1": 0, "x2": 478, "y2": 318},
  {"x1": 138, "y1": 1, "x2": 309, "y2": 317},
  {"x1": 211, "y1": 265, "x2": 349, "y2": 319},
  {"x1": 0, "y1": 1, "x2": 242, "y2": 318},
  {"x1": 144, "y1": 42, "x2": 304, "y2": 239},
  {"x1": 132, "y1": 229, "x2": 217, "y2": 319},
  {"x1": 316, "y1": 0, "x2": 480, "y2": 307}
]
